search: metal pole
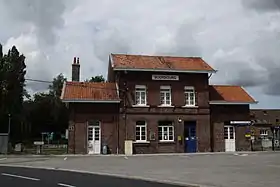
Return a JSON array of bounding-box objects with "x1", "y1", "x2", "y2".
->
[
  {"x1": 8, "y1": 114, "x2": 11, "y2": 136},
  {"x1": 7, "y1": 114, "x2": 11, "y2": 154}
]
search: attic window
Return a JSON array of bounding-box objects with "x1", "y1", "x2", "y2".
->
[{"x1": 276, "y1": 119, "x2": 279, "y2": 123}]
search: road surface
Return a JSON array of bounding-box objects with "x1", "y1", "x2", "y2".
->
[{"x1": 0, "y1": 166, "x2": 184, "y2": 187}]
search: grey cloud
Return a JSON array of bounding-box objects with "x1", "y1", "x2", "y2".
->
[
  {"x1": 2, "y1": 0, "x2": 65, "y2": 46},
  {"x1": 156, "y1": 19, "x2": 202, "y2": 57},
  {"x1": 242, "y1": 0, "x2": 280, "y2": 11}
]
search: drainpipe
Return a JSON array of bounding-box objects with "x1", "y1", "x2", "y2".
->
[{"x1": 117, "y1": 113, "x2": 119, "y2": 155}]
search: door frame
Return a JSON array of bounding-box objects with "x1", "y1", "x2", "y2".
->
[
  {"x1": 224, "y1": 125, "x2": 236, "y2": 152},
  {"x1": 87, "y1": 120, "x2": 101, "y2": 154}
]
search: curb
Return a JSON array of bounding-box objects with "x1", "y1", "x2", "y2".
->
[
  {"x1": 0, "y1": 164, "x2": 204, "y2": 187},
  {"x1": 1, "y1": 150, "x2": 278, "y2": 158}
]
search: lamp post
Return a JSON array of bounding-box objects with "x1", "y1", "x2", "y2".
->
[
  {"x1": 7, "y1": 114, "x2": 11, "y2": 153},
  {"x1": 8, "y1": 114, "x2": 11, "y2": 136}
]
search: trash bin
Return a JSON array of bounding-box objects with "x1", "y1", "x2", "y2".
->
[{"x1": 102, "y1": 144, "x2": 108, "y2": 155}]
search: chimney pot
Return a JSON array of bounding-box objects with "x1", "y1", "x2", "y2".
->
[
  {"x1": 77, "y1": 57, "x2": 80, "y2": 64},
  {"x1": 73, "y1": 57, "x2": 76, "y2": 64}
]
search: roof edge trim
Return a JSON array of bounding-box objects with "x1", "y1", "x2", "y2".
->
[
  {"x1": 62, "y1": 99, "x2": 121, "y2": 103},
  {"x1": 210, "y1": 101, "x2": 259, "y2": 105},
  {"x1": 113, "y1": 67, "x2": 217, "y2": 74},
  {"x1": 60, "y1": 81, "x2": 66, "y2": 100}
]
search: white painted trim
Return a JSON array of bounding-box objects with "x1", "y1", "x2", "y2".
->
[
  {"x1": 62, "y1": 99, "x2": 120, "y2": 103},
  {"x1": 181, "y1": 105, "x2": 198, "y2": 108},
  {"x1": 135, "y1": 85, "x2": 146, "y2": 89},
  {"x1": 115, "y1": 82, "x2": 119, "y2": 97},
  {"x1": 230, "y1": 121, "x2": 251, "y2": 125},
  {"x1": 110, "y1": 54, "x2": 115, "y2": 68},
  {"x1": 135, "y1": 121, "x2": 147, "y2": 142},
  {"x1": 113, "y1": 67, "x2": 217, "y2": 74},
  {"x1": 184, "y1": 86, "x2": 195, "y2": 90},
  {"x1": 60, "y1": 81, "x2": 66, "y2": 100},
  {"x1": 133, "y1": 141, "x2": 150, "y2": 143},
  {"x1": 160, "y1": 85, "x2": 171, "y2": 89},
  {"x1": 209, "y1": 101, "x2": 258, "y2": 105},
  {"x1": 158, "y1": 105, "x2": 174, "y2": 108},
  {"x1": 132, "y1": 105, "x2": 150, "y2": 108}
]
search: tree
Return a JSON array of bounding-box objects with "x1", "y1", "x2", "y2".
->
[
  {"x1": 21, "y1": 74, "x2": 69, "y2": 141},
  {"x1": 0, "y1": 45, "x2": 26, "y2": 136},
  {"x1": 86, "y1": 75, "x2": 105, "y2": 82},
  {"x1": 49, "y1": 73, "x2": 66, "y2": 98}
]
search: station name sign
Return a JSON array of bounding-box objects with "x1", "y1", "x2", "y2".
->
[{"x1": 152, "y1": 75, "x2": 179, "y2": 81}]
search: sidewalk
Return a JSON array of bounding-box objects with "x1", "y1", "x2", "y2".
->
[{"x1": 1, "y1": 152, "x2": 280, "y2": 187}]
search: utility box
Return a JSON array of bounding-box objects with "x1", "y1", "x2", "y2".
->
[{"x1": 124, "y1": 140, "x2": 133, "y2": 155}]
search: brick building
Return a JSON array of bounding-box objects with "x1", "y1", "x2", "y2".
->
[{"x1": 61, "y1": 54, "x2": 258, "y2": 154}]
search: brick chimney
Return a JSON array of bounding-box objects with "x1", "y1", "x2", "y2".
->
[{"x1": 72, "y1": 57, "x2": 80, "y2": 82}]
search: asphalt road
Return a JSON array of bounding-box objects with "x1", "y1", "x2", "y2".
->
[{"x1": 0, "y1": 166, "x2": 184, "y2": 187}]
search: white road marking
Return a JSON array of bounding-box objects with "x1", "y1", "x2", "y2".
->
[
  {"x1": 1, "y1": 173, "x2": 40, "y2": 181},
  {"x1": 0, "y1": 158, "x2": 7, "y2": 161},
  {"x1": 58, "y1": 183, "x2": 76, "y2": 187}
]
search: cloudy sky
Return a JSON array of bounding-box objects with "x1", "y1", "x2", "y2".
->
[{"x1": 0, "y1": 0, "x2": 280, "y2": 108}]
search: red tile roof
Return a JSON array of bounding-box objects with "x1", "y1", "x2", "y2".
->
[
  {"x1": 111, "y1": 54, "x2": 216, "y2": 72},
  {"x1": 61, "y1": 82, "x2": 120, "y2": 102},
  {"x1": 209, "y1": 85, "x2": 257, "y2": 104}
]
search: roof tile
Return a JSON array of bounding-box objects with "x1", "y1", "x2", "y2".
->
[
  {"x1": 111, "y1": 54, "x2": 215, "y2": 72},
  {"x1": 209, "y1": 85, "x2": 256, "y2": 103},
  {"x1": 61, "y1": 82, "x2": 119, "y2": 101}
]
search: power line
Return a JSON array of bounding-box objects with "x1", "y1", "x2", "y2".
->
[{"x1": 25, "y1": 78, "x2": 124, "y2": 92}]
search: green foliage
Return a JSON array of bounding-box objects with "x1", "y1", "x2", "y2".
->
[
  {"x1": 0, "y1": 44, "x2": 26, "y2": 135},
  {"x1": 85, "y1": 75, "x2": 105, "y2": 82},
  {"x1": 49, "y1": 73, "x2": 66, "y2": 98}
]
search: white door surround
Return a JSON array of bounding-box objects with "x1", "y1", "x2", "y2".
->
[
  {"x1": 87, "y1": 121, "x2": 101, "y2": 154},
  {"x1": 224, "y1": 125, "x2": 236, "y2": 152}
]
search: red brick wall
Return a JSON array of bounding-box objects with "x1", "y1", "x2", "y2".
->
[
  {"x1": 68, "y1": 103, "x2": 119, "y2": 154},
  {"x1": 210, "y1": 105, "x2": 251, "y2": 152}
]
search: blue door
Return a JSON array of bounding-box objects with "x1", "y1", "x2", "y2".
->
[{"x1": 184, "y1": 123, "x2": 197, "y2": 153}]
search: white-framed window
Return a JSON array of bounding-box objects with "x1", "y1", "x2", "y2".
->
[
  {"x1": 135, "y1": 121, "x2": 147, "y2": 142},
  {"x1": 135, "y1": 85, "x2": 147, "y2": 105},
  {"x1": 158, "y1": 121, "x2": 174, "y2": 142},
  {"x1": 160, "y1": 86, "x2": 171, "y2": 106},
  {"x1": 260, "y1": 129, "x2": 268, "y2": 136},
  {"x1": 184, "y1": 86, "x2": 196, "y2": 106}
]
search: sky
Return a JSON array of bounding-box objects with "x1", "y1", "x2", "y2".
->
[{"x1": 0, "y1": 0, "x2": 280, "y2": 109}]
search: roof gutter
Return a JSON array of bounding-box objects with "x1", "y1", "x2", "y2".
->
[
  {"x1": 62, "y1": 99, "x2": 121, "y2": 103},
  {"x1": 113, "y1": 67, "x2": 217, "y2": 74},
  {"x1": 209, "y1": 101, "x2": 259, "y2": 105}
]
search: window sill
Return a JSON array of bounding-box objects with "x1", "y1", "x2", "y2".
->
[
  {"x1": 158, "y1": 105, "x2": 174, "y2": 108},
  {"x1": 133, "y1": 141, "x2": 150, "y2": 144},
  {"x1": 159, "y1": 141, "x2": 175, "y2": 144},
  {"x1": 181, "y1": 105, "x2": 198, "y2": 108},
  {"x1": 132, "y1": 105, "x2": 150, "y2": 108}
]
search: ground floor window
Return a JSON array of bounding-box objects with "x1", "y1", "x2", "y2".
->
[
  {"x1": 260, "y1": 129, "x2": 268, "y2": 136},
  {"x1": 135, "y1": 121, "x2": 147, "y2": 142},
  {"x1": 158, "y1": 121, "x2": 174, "y2": 142}
]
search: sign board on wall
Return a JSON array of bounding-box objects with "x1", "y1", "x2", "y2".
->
[{"x1": 152, "y1": 75, "x2": 179, "y2": 81}]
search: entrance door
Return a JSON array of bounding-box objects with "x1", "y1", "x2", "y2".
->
[
  {"x1": 88, "y1": 122, "x2": 101, "y2": 154},
  {"x1": 224, "y1": 125, "x2": 236, "y2": 152},
  {"x1": 184, "y1": 122, "x2": 197, "y2": 153}
]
